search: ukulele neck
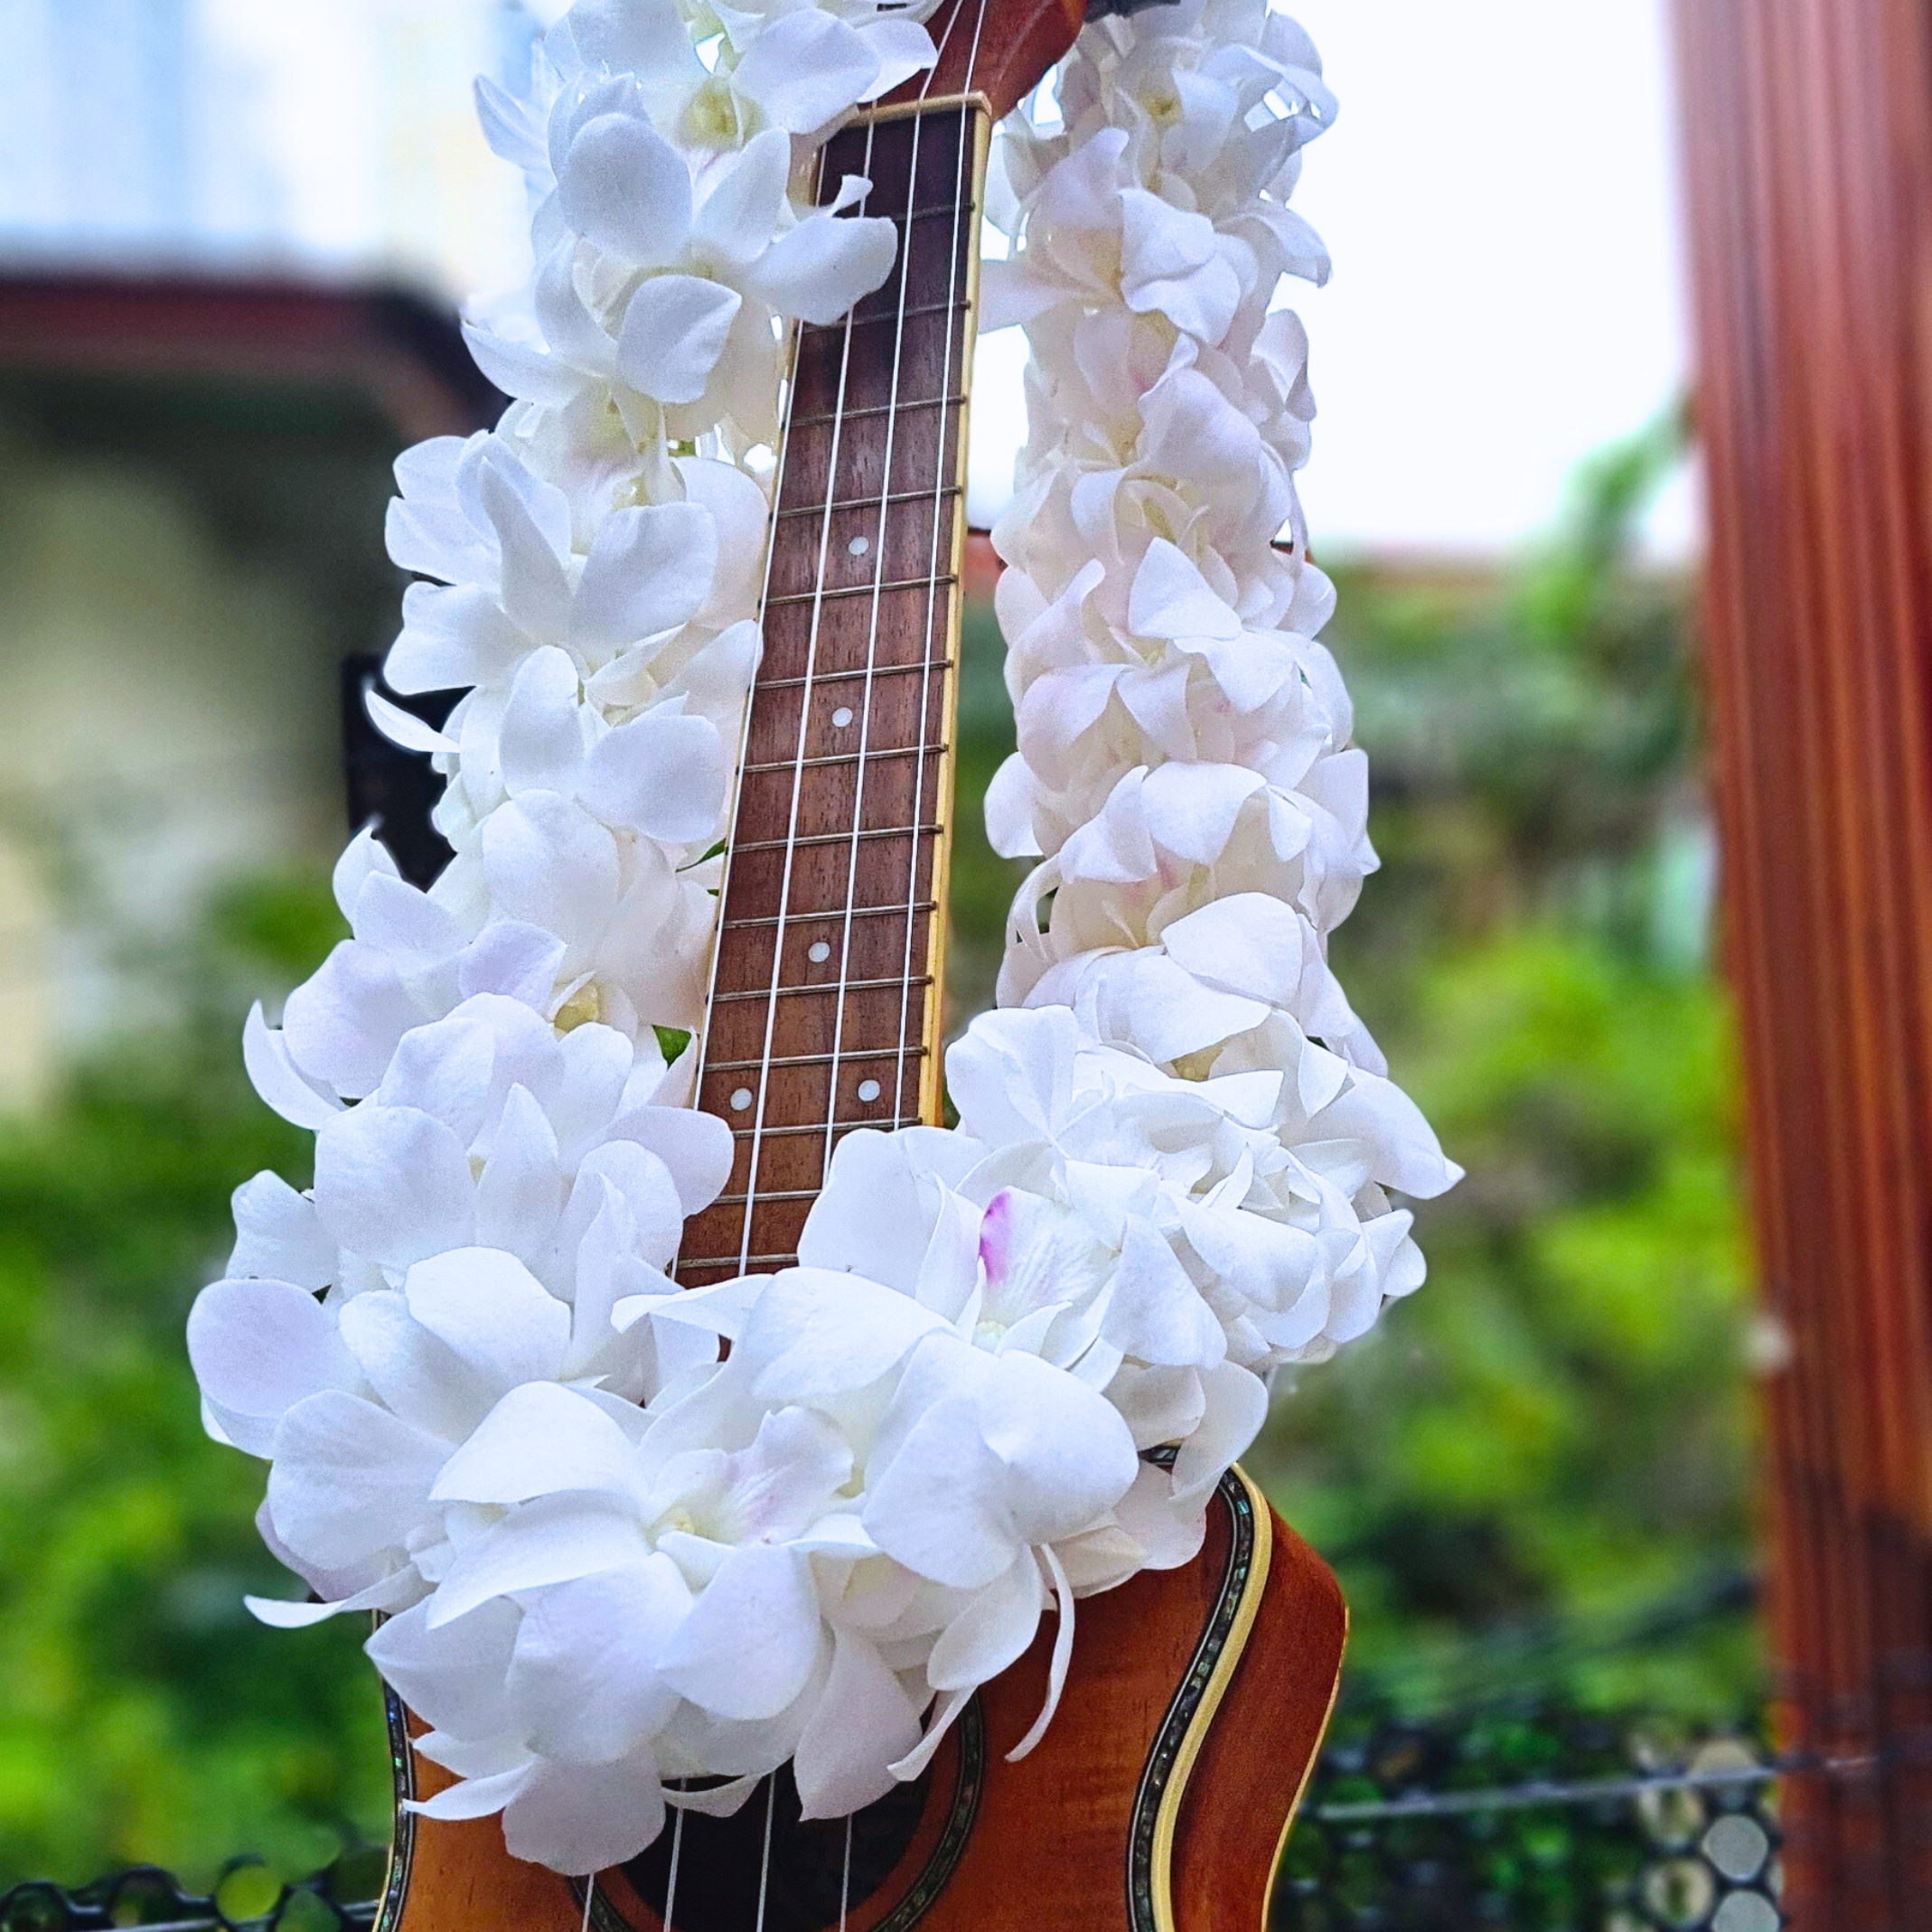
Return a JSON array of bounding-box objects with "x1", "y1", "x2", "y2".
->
[{"x1": 679, "y1": 98, "x2": 990, "y2": 1288}]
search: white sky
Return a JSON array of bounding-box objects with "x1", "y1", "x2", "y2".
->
[
  {"x1": 969, "y1": 0, "x2": 1696, "y2": 558},
  {"x1": 130, "y1": 0, "x2": 1696, "y2": 560}
]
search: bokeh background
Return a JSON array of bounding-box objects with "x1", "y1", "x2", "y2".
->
[{"x1": 0, "y1": 0, "x2": 1757, "y2": 1894}]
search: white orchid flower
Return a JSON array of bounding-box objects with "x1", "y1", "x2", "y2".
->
[
  {"x1": 247, "y1": 828, "x2": 562, "y2": 1116},
  {"x1": 550, "y1": 0, "x2": 936, "y2": 150},
  {"x1": 234, "y1": 993, "x2": 730, "y2": 1303},
  {"x1": 478, "y1": 787, "x2": 720, "y2": 1036},
  {"x1": 370, "y1": 1587, "x2": 686, "y2": 1874},
  {"x1": 466, "y1": 113, "x2": 898, "y2": 451},
  {"x1": 188, "y1": 1237, "x2": 712, "y2": 1622}
]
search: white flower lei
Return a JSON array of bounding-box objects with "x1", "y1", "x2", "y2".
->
[{"x1": 188, "y1": 0, "x2": 1458, "y2": 1876}]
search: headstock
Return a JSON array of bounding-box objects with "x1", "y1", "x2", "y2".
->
[{"x1": 886, "y1": 0, "x2": 1087, "y2": 120}]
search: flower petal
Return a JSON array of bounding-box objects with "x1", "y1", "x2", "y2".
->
[
  {"x1": 616, "y1": 275, "x2": 743, "y2": 406},
  {"x1": 658, "y1": 1543, "x2": 821, "y2": 1721}
]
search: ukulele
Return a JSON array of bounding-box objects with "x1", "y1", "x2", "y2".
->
[{"x1": 378, "y1": 2, "x2": 1346, "y2": 1926}]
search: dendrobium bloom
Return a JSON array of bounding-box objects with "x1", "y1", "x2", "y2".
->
[{"x1": 189, "y1": 1241, "x2": 719, "y2": 1621}]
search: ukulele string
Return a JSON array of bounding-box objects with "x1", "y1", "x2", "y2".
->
[
  {"x1": 839, "y1": 1815, "x2": 855, "y2": 1932},
  {"x1": 664, "y1": 1807, "x2": 685, "y2": 1932},
  {"x1": 754, "y1": 1774, "x2": 778, "y2": 1932},
  {"x1": 892, "y1": 0, "x2": 992, "y2": 1120},
  {"x1": 817, "y1": 1, "x2": 965, "y2": 1166},
  {"x1": 734, "y1": 112, "x2": 882, "y2": 1275},
  {"x1": 580, "y1": 1871, "x2": 596, "y2": 1932}
]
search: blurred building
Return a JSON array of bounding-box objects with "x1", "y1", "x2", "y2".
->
[
  {"x1": 0, "y1": 0, "x2": 537, "y2": 294},
  {"x1": 0, "y1": 275, "x2": 499, "y2": 1105},
  {"x1": 0, "y1": 2, "x2": 536, "y2": 1107}
]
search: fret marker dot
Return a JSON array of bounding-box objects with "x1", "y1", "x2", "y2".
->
[
  {"x1": 857, "y1": 1079, "x2": 882, "y2": 1103},
  {"x1": 830, "y1": 706, "x2": 855, "y2": 728},
  {"x1": 808, "y1": 940, "x2": 831, "y2": 963},
  {"x1": 848, "y1": 536, "x2": 869, "y2": 557},
  {"x1": 729, "y1": 1088, "x2": 753, "y2": 1111}
]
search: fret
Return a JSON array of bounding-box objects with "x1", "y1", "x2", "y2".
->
[
  {"x1": 703, "y1": 1046, "x2": 930, "y2": 1073},
  {"x1": 763, "y1": 572, "x2": 957, "y2": 609},
  {"x1": 738, "y1": 747, "x2": 939, "y2": 777},
  {"x1": 708, "y1": 972, "x2": 935, "y2": 1005},
  {"x1": 725, "y1": 1118, "x2": 920, "y2": 1141},
  {"x1": 727, "y1": 822, "x2": 944, "y2": 856},
  {"x1": 719, "y1": 895, "x2": 941, "y2": 925},
  {"x1": 687, "y1": 1253, "x2": 820, "y2": 1272},
  {"x1": 750, "y1": 657, "x2": 952, "y2": 695},
  {"x1": 884, "y1": 204, "x2": 983, "y2": 227},
  {"x1": 804, "y1": 297, "x2": 970, "y2": 332},
  {"x1": 784, "y1": 392, "x2": 969, "y2": 432},
  {"x1": 774, "y1": 483, "x2": 961, "y2": 520}
]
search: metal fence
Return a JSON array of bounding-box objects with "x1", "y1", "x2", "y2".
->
[
  {"x1": 0, "y1": 1712, "x2": 1792, "y2": 1932},
  {"x1": 1274, "y1": 1709, "x2": 1784, "y2": 1931}
]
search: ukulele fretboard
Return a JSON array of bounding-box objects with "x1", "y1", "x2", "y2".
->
[{"x1": 679, "y1": 100, "x2": 987, "y2": 1286}]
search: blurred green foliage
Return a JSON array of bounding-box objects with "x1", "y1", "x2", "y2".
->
[
  {"x1": 0, "y1": 879, "x2": 392, "y2": 1889},
  {"x1": 0, "y1": 408, "x2": 1756, "y2": 1888},
  {"x1": 1243, "y1": 408, "x2": 1759, "y2": 1717}
]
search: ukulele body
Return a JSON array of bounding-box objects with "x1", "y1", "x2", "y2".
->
[{"x1": 377, "y1": 1469, "x2": 1344, "y2": 1932}]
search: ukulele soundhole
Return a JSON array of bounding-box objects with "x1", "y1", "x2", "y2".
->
[{"x1": 599, "y1": 1701, "x2": 983, "y2": 1932}]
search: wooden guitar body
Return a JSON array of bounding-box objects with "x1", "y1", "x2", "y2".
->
[
  {"x1": 380, "y1": 1471, "x2": 1344, "y2": 1932},
  {"x1": 376, "y1": 0, "x2": 1347, "y2": 1923}
]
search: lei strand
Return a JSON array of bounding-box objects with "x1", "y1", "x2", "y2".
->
[{"x1": 187, "y1": 0, "x2": 1457, "y2": 1876}]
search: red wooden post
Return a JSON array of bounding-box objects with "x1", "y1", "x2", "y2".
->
[{"x1": 1672, "y1": 0, "x2": 1932, "y2": 1921}]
